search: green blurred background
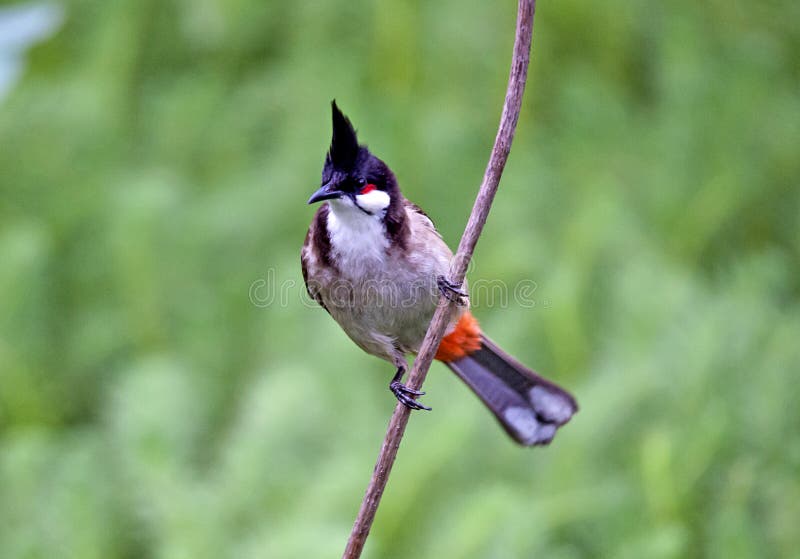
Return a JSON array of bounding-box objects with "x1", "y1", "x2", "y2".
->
[{"x1": 1, "y1": 0, "x2": 799, "y2": 557}]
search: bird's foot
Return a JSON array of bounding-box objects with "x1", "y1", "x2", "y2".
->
[
  {"x1": 389, "y1": 370, "x2": 431, "y2": 411},
  {"x1": 390, "y1": 380, "x2": 431, "y2": 410},
  {"x1": 437, "y1": 275, "x2": 469, "y2": 306}
]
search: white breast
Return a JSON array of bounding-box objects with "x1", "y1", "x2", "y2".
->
[
  {"x1": 327, "y1": 197, "x2": 389, "y2": 277},
  {"x1": 316, "y1": 196, "x2": 461, "y2": 361}
]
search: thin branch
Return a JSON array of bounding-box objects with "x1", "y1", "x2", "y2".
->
[{"x1": 342, "y1": 1, "x2": 537, "y2": 557}]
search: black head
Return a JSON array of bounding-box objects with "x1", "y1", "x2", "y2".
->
[{"x1": 307, "y1": 101, "x2": 398, "y2": 206}]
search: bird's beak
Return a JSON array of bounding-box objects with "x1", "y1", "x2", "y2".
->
[{"x1": 307, "y1": 182, "x2": 345, "y2": 204}]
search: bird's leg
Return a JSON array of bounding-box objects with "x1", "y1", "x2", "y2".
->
[
  {"x1": 389, "y1": 366, "x2": 431, "y2": 411},
  {"x1": 437, "y1": 275, "x2": 469, "y2": 306}
]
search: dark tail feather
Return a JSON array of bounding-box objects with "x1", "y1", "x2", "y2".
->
[{"x1": 445, "y1": 335, "x2": 578, "y2": 446}]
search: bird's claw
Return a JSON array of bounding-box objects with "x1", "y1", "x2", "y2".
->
[
  {"x1": 390, "y1": 380, "x2": 431, "y2": 411},
  {"x1": 437, "y1": 275, "x2": 469, "y2": 306}
]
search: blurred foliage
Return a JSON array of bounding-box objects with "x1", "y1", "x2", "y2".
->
[{"x1": 1, "y1": 0, "x2": 799, "y2": 557}]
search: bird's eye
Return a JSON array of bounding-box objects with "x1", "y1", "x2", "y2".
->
[
  {"x1": 356, "y1": 177, "x2": 366, "y2": 187},
  {"x1": 359, "y1": 183, "x2": 377, "y2": 195}
]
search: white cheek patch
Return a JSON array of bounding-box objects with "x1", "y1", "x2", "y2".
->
[{"x1": 355, "y1": 190, "x2": 391, "y2": 214}]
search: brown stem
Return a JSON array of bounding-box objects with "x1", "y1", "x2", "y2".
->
[{"x1": 342, "y1": 1, "x2": 537, "y2": 556}]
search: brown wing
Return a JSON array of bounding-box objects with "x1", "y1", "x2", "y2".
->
[
  {"x1": 404, "y1": 199, "x2": 437, "y2": 230},
  {"x1": 301, "y1": 205, "x2": 332, "y2": 314}
]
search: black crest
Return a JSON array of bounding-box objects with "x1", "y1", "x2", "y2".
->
[{"x1": 329, "y1": 100, "x2": 359, "y2": 171}]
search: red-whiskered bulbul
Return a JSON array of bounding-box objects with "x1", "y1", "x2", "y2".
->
[{"x1": 301, "y1": 102, "x2": 577, "y2": 446}]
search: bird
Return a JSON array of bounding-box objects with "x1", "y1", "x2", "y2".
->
[{"x1": 301, "y1": 101, "x2": 578, "y2": 446}]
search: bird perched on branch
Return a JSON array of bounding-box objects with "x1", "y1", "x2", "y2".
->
[{"x1": 301, "y1": 102, "x2": 577, "y2": 446}]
